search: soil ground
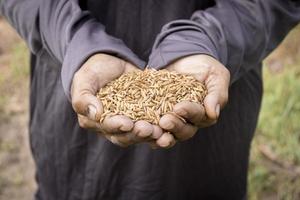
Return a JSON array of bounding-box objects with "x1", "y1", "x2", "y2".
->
[{"x1": 0, "y1": 17, "x2": 36, "y2": 200}]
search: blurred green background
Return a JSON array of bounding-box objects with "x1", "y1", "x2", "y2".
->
[{"x1": 0, "y1": 17, "x2": 299, "y2": 200}]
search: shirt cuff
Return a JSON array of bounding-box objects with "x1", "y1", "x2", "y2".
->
[
  {"x1": 61, "y1": 19, "x2": 146, "y2": 100},
  {"x1": 148, "y1": 19, "x2": 227, "y2": 70}
]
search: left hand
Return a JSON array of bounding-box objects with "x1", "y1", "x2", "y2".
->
[
  {"x1": 71, "y1": 54, "x2": 164, "y2": 147},
  {"x1": 155, "y1": 54, "x2": 230, "y2": 148}
]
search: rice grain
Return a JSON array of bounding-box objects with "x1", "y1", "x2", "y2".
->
[{"x1": 97, "y1": 69, "x2": 207, "y2": 124}]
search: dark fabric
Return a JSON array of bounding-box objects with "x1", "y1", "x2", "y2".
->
[
  {"x1": 1, "y1": 0, "x2": 300, "y2": 199},
  {"x1": 149, "y1": 0, "x2": 300, "y2": 84}
]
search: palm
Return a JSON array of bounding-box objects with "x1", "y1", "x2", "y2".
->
[{"x1": 157, "y1": 54, "x2": 230, "y2": 145}]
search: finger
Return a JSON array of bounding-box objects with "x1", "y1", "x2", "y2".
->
[
  {"x1": 71, "y1": 78, "x2": 103, "y2": 121},
  {"x1": 132, "y1": 120, "x2": 153, "y2": 138},
  {"x1": 113, "y1": 125, "x2": 164, "y2": 148},
  {"x1": 107, "y1": 131, "x2": 152, "y2": 147},
  {"x1": 77, "y1": 114, "x2": 102, "y2": 131},
  {"x1": 101, "y1": 115, "x2": 134, "y2": 134},
  {"x1": 108, "y1": 121, "x2": 155, "y2": 146},
  {"x1": 105, "y1": 135, "x2": 129, "y2": 147},
  {"x1": 156, "y1": 132, "x2": 176, "y2": 148},
  {"x1": 103, "y1": 131, "x2": 136, "y2": 148},
  {"x1": 159, "y1": 114, "x2": 198, "y2": 141},
  {"x1": 151, "y1": 125, "x2": 164, "y2": 139},
  {"x1": 71, "y1": 54, "x2": 134, "y2": 121},
  {"x1": 109, "y1": 133, "x2": 137, "y2": 147},
  {"x1": 195, "y1": 119, "x2": 218, "y2": 128},
  {"x1": 131, "y1": 122, "x2": 164, "y2": 140},
  {"x1": 203, "y1": 89, "x2": 221, "y2": 121},
  {"x1": 173, "y1": 101, "x2": 205, "y2": 126},
  {"x1": 204, "y1": 66, "x2": 230, "y2": 120}
]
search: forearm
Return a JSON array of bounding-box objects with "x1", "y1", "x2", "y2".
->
[
  {"x1": 0, "y1": 0, "x2": 42, "y2": 54},
  {"x1": 149, "y1": 0, "x2": 300, "y2": 83},
  {"x1": 1, "y1": 0, "x2": 145, "y2": 98}
]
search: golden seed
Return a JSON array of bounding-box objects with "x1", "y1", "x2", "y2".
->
[{"x1": 97, "y1": 69, "x2": 207, "y2": 124}]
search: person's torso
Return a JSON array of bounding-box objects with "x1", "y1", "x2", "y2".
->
[
  {"x1": 30, "y1": 1, "x2": 262, "y2": 199},
  {"x1": 87, "y1": 0, "x2": 215, "y2": 61}
]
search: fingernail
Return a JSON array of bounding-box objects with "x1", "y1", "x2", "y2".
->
[
  {"x1": 160, "y1": 136, "x2": 171, "y2": 148},
  {"x1": 88, "y1": 105, "x2": 97, "y2": 120},
  {"x1": 215, "y1": 104, "x2": 220, "y2": 118}
]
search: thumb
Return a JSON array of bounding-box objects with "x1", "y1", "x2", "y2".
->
[
  {"x1": 203, "y1": 90, "x2": 220, "y2": 121},
  {"x1": 203, "y1": 77, "x2": 228, "y2": 120},
  {"x1": 203, "y1": 63, "x2": 229, "y2": 121},
  {"x1": 71, "y1": 81, "x2": 103, "y2": 121}
]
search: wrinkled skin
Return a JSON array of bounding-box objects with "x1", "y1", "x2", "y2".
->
[
  {"x1": 158, "y1": 54, "x2": 230, "y2": 147},
  {"x1": 71, "y1": 54, "x2": 164, "y2": 147},
  {"x1": 71, "y1": 53, "x2": 230, "y2": 148}
]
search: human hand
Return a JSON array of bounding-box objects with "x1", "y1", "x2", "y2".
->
[
  {"x1": 71, "y1": 54, "x2": 164, "y2": 147},
  {"x1": 156, "y1": 54, "x2": 230, "y2": 147}
]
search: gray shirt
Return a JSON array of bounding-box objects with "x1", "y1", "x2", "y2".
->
[{"x1": 1, "y1": 0, "x2": 300, "y2": 199}]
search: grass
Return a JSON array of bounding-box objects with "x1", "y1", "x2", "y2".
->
[
  {"x1": 0, "y1": 42, "x2": 29, "y2": 116},
  {"x1": 0, "y1": 39, "x2": 31, "y2": 198},
  {"x1": 10, "y1": 43, "x2": 30, "y2": 79},
  {"x1": 248, "y1": 24, "x2": 300, "y2": 200},
  {"x1": 260, "y1": 66, "x2": 300, "y2": 164},
  {"x1": 249, "y1": 64, "x2": 300, "y2": 199}
]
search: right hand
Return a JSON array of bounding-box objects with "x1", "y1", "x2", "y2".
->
[
  {"x1": 71, "y1": 54, "x2": 164, "y2": 147},
  {"x1": 157, "y1": 54, "x2": 230, "y2": 146}
]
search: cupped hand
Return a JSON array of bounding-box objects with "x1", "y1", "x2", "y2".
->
[
  {"x1": 156, "y1": 54, "x2": 230, "y2": 146},
  {"x1": 71, "y1": 54, "x2": 164, "y2": 147}
]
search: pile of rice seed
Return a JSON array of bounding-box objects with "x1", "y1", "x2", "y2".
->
[{"x1": 97, "y1": 68, "x2": 207, "y2": 125}]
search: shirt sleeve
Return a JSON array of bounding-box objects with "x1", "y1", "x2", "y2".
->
[
  {"x1": 0, "y1": 0, "x2": 145, "y2": 99},
  {"x1": 148, "y1": 0, "x2": 300, "y2": 83}
]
